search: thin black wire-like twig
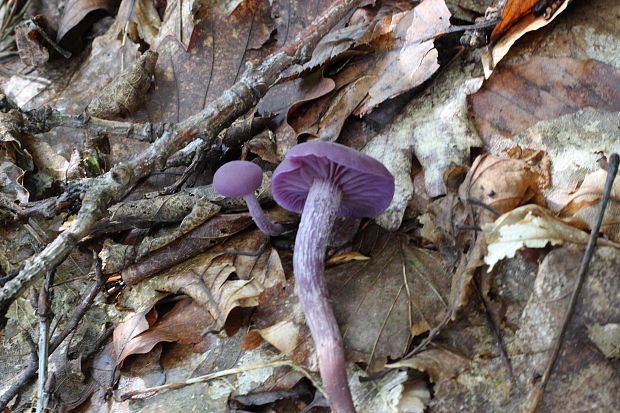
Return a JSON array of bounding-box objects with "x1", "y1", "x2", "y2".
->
[{"x1": 526, "y1": 153, "x2": 619, "y2": 413}]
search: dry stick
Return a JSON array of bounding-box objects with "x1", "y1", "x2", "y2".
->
[
  {"x1": 0, "y1": 0, "x2": 361, "y2": 325},
  {"x1": 23, "y1": 108, "x2": 167, "y2": 142},
  {"x1": 120, "y1": 360, "x2": 324, "y2": 401},
  {"x1": 35, "y1": 269, "x2": 56, "y2": 413},
  {"x1": 525, "y1": 153, "x2": 619, "y2": 413},
  {"x1": 0, "y1": 258, "x2": 107, "y2": 411}
]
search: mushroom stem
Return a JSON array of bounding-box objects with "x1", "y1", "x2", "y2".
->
[
  {"x1": 243, "y1": 194, "x2": 285, "y2": 236},
  {"x1": 294, "y1": 179, "x2": 355, "y2": 413}
]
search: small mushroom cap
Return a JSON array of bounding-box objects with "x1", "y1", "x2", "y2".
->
[
  {"x1": 213, "y1": 160, "x2": 263, "y2": 198},
  {"x1": 272, "y1": 141, "x2": 395, "y2": 217}
]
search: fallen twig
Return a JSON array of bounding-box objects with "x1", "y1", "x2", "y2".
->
[
  {"x1": 0, "y1": 255, "x2": 107, "y2": 410},
  {"x1": 120, "y1": 360, "x2": 323, "y2": 401},
  {"x1": 525, "y1": 153, "x2": 619, "y2": 413},
  {"x1": 0, "y1": 0, "x2": 362, "y2": 325},
  {"x1": 35, "y1": 269, "x2": 55, "y2": 413}
]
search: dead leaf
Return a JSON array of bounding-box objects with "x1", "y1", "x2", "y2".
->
[
  {"x1": 587, "y1": 323, "x2": 620, "y2": 359},
  {"x1": 255, "y1": 226, "x2": 452, "y2": 371},
  {"x1": 113, "y1": 306, "x2": 158, "y2": 366},
  {"x1": 355, "y1": 0, "x2": 452, "y2": 114},
  {"x1": 57, "y1": 0, "x2": 114, "y2": 43},
  {"x1": 489, "y1": 109, "x2": 620, "y2": 213},
  {"x1": 141, "y1": 0, "x2": 273, "y2": 124},
  {"x1": 558, "y1": 168, "x2": 620, "y2": 242},
  {"x1": 121, "y1": 230, "x2": 285, "y2": 330},
  {"x1": 470, "y1": 57, "x2": 620, "y2": 148},
  {"x1": 482, "y1": 204, "x2": 620, "y2": 270},
  {"x1": 482, "y1": 0, "x2": 570, "y2": 77},
  {"x1": 386, "y1": 346, "x2": 469, "y2": 383},
  {"x1": 458, "y1": 153, "x2": 548, "y2": 224},
  {"x1": 114, "y1": 298, "x2": 215, "y2": 365}
]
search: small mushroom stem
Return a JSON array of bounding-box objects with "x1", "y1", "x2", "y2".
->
[
  {"x1": 243, "y1": 194, "x2": 285, "y2": 236},
  {"x1": 294, "y1": 179, "x2": 355, "y2": 413}
]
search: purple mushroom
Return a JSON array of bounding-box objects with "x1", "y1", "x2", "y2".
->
[
  {"x1": 272, "y1": 141, "x2": 394, "y2": 413},
  {"x1": 213, "y1": 160, "x2": 284, "y2": 236}
]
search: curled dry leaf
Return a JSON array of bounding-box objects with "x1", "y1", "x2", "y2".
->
[
  {"x1": 489, "y1": 109, "x2": 620, "y2": 212},
  {"x1": 459, "y1": 153, "x2": 548, "y2": 224},
  {"x1": 355, "y1": 0, "x2": 452, "y2": 114},
  {"x1": 119, "y1": 230, "x2": 285, "y2": 329},
  {"x1": 57, "y1": 0, "x2": 114, "y2": 43},
  {"x1": 107, "y1": 0, "x2": 161, "y2": 46},
  {"x1": 482, "y1": 0, "x2": 571, "y2": 77},
  {"x1": 482, "y1": 204, "x2": 620, "y2": 270},
  {"x1": 558, "y1": 168, "x2": 620, "y2": 242},
  {"x1": 85, "y1": 50, "x2": 158, "y2": 119},
  {"x1": 113, "y1": 298, "x2": 215, "y2": 366},
  {"x1": 386, "y1": 347, "x2": 469, "y2": 384}
]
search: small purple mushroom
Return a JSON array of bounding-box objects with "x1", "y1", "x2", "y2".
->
[
  {"x1": 272, "y1": 141, "x2": 394, "y2": 413},
  {"x1": 213, "y1": 160, "x2": 284, "y2": 236}
]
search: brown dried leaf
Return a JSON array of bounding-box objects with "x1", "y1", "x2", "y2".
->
[
  {"x1": 121, "y1": 230, "x2": 285, "y2": 330},
  {"x1": 114, "y1": 298, "x2": 215, "y2": 365},
  {"x1": 558, "y1": 168, "x2": 620, "y2": 242},
  {"x1": 354, "y1": 0, "x2": 452, "y2": 114},
  {"x1": 386, "y1": 347, "x2": 469, "y2": 384},
  {"x1": 113, "y1": 306, "x2": 158, "y2": 366},
  {"x1": 141, "y1": 0, "x2": 273, "y2": 124},
  {"x1": 482, "y1": 204, "x2": 620, "y2": 270},
  {"x1": 85, "y1": 50, "x2": 158, "y2": 118},
  {"x1": 255, "y1": 226, "x2": 452, "y2": 371},
  {"x1": 482, "y1": 0, "x2": 570, "y2": 77},
  {"x1": 428, "y1": 246, "x2": 620, "y2": 412},
  {"x1": 57, "y1": 0, "x2": 114, "y2": 43},
  {"x1": 459, "y1": 153, "x2": 548, "y2": 224},
  {"x1": 470, "y1": 57, "x2": 620, "y2": 148}
]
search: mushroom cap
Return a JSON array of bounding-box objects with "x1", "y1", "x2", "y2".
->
[
  {"x1": 272, "y1": 141, "x2": 395, "y2": 217},
  {"x1": 213, "y1": 160, "x2": 263, "y2": 198}
]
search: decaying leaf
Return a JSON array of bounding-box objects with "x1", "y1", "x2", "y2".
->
[
  {"x1": 426, "y1": 246, "x2": 620, "y2": 412},
  {"x1": 119, "y1": 230, "x2": 285, "y2": 329},
  {"x1": 106, "y1": 0, "x2": 161, "y2": 46},
  {"x1": 587, "y1": 323, "x2": 620, "y2": 359},
  {"x1": 113, "y1": 298, "x2": 215, "y2": 365},
  {"x1": 386, "y1": 346, "x2": 469, "y2": 384},
  {"x1": 470, "y1": 57, "x2": 620, "y2": 148},
  {"x1": 558, "y1": 168, "x2": 620, "y2": 242},
  {"x1": 489, "y1": 108, "x2": 620, "y2": 212},
  {"x1": 482, "y1": 0, "x2": 571, "y2": 77},
  {"x1": 85, "y1": 50, "x2": 158, "y2": 118},
  {"x1": 355, "y1": 0, "x2": 452, "y2": 114},
  {"x1": 254, "y1": 226, "x2": 451, "y2": 371},
  {"x1": 482, "y1": 204, "x2": 620, "y2": 270},
  {"x1": 57, "y1": 0, "x2": 114, "y2": 43},
  {"x1": 349, "y1": 367, "x2": 429, "y2": 413},
  {"x1": 459, "y1": 153, "x2": 548, "y2": 224}
]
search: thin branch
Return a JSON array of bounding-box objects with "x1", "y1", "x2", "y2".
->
[
  {"x1": 0, "y1": 0, "x2": 361, "y2": 325},
  {"x1": 525, "y1": 153, "x2": 619, "y2": 413},
  {"x1": 35, "y1": 270, "x2": 56, "y2": 413},
  {"x1": 0, "y1": 256, "x2": 106, "y2": 411},
  {"x1": 120, "y1": 360, "x2": 324, "y2": 401}
]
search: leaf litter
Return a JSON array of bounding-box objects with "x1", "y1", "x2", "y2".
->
[{"x1": 1, "y1": 0, "x2": 620, "y2": 411}]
